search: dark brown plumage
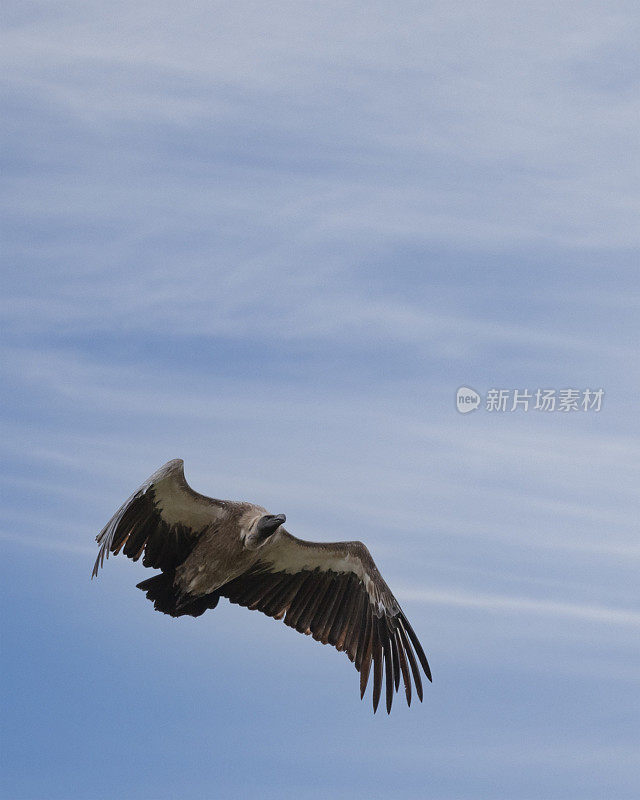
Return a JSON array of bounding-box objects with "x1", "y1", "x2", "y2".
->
[{"x1": 93, "y1": 459, "x2": 432, "y2": 713}]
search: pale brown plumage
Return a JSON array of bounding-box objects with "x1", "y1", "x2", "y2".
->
[{"x1": 92, "y1": 459, "x2": 431, "y2": 713}]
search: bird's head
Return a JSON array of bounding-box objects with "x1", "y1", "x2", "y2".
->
[{"x1": 244, "y1": 513, "x2": 286, "y2": 549}]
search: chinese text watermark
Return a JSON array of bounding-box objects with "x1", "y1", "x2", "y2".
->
[{"x1": 456, "y1": 386, "x2": 604, "y2": 414}]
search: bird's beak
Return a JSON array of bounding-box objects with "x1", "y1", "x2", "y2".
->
[{"x1": 271, "y1": 514, "x2": 286, "y2": 527}]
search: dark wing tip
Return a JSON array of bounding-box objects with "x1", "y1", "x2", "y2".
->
[{"x1": 398, "y1": 612, "x2": 431, "y2": 682}]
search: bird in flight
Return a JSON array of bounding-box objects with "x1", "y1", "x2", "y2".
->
[{"x1": 92, "y1": 459, "x2": 431, "y2": 713}]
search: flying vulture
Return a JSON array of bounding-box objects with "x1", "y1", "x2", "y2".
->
[{"x1": 92, "y1": 459, "x2": 431, "y2": 713}]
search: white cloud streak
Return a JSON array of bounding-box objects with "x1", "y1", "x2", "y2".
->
[{"x1": 398, "y1": 586, "x2": 640, "y2": 628}]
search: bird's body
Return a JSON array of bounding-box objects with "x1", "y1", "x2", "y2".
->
[
  {"x1": 93, "y1": 459, "x2": 431, "y2": 713},
  {"x1": 176, "y1": 502, "x2": 265, "y2": 595}
]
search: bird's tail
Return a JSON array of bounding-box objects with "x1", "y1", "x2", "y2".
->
[{"x1": 136, "y1": 571, "x2": 220, "y2": 618}]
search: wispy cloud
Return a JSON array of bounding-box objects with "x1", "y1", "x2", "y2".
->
[
  {"x1": 2, "y1": 3, "x2": 640, "y2": 369},
  {"x1": 0, "y1": 530, "x2": 95, "y2": 556},
  {"x1": 398, "y1": 586, "x2": 640, "y2": 628}
]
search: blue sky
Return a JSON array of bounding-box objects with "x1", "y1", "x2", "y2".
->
[{"x1": 1, "y1": 2, "x2": 639, "y2": 798}]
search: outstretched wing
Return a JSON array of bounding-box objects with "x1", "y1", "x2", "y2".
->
[
  {"x1": 92, "y1": 459, "x2": 228, "y2": 578},
  {"x1": 218, "y1": 529, "x2": 431, "y2": 713}
]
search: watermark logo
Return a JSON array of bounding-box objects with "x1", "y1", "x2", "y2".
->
[
  {"x1": 456, "y1": 386, "x2": 481, "y2": 414},
  {"x1": 456, "y1": 387, "x2": 604, "y2": 413}
]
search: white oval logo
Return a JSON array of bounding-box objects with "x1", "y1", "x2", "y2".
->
[{"x1": 456, "y1": 386, "x2": 480, "y2": 414}]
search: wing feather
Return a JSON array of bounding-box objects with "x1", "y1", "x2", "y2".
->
[
  {"x1": 355, "y1": 597, "x2": 371, "y2": 671},
  {"x1": 390, "y1": 625, "x2": 401, "y2": 693},
  {"x1": 336, "y1": 590, "x2": 361, "y2": 654},
  {"x1": 312, "y1": 575, "x2": 342, "y2": 642},
  {"x1": 399, "y1": 613, "x2": 432, "y2": 682},
  {"x1": 371, "y1": 623, "x2": 383, "y2": 713},
  {"x1": 92, "y1": 459, "x2": 226, "y2": 578},
  {"x1": 398, "y1": 621, "x2": 423, "y2": 702},
  {"x1": 284, "y1": 571, "x2": 319, "y2": 629},
  {"x1": 358, "y1": 610, "x2": 374, "y2": 699},
  {"x1": 347, "y1": 592, "x2": 366, "y2": 664},
  {"x1": 327, "y1": 575, "x2": 354, "y2": 646},
  {"x1": 395, "y1": 629, "x2": 412, "y2": 706},
  {"x1": 298, "y1": 573, "x2": 333, "y2": 635},
  {"x1": 218, "y1": 530, "x2": 431, "y2": 713}
]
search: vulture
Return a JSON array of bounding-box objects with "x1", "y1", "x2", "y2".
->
[{"x1": 92, "y1": 459, "x2": 431, "y2": 713}]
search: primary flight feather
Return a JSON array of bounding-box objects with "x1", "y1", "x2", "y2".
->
[{"x1": 92, "y1": 459, "x2": 431, "y2": 713}]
